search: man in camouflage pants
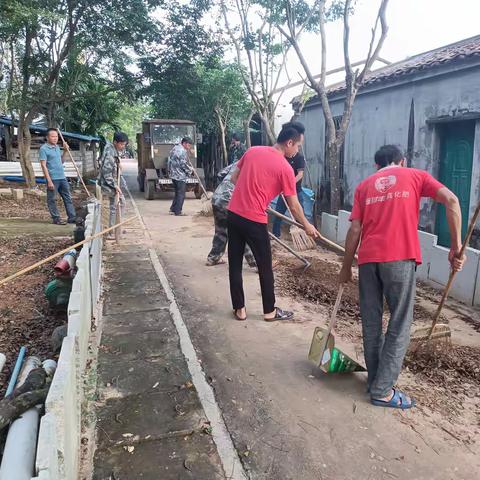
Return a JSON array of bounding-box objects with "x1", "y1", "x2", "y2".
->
[
  {"x1": 206, "y1": 162, "x2": 256, "y2": 269},
  {"x1": 98, "y1": 131, "x2": 128, "y2": 231}
]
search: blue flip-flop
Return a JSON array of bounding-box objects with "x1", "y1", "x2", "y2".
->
[{"x1": 371, "y1": 388, "x2": 416, "y2": 409}]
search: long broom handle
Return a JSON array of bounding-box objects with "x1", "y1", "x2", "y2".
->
[
  {"x1": 185, "y1": 155, "x2": 209, "y2": 198},
  {"x1": 280, "y1": 193, "x2": 295, "y2": 219},
  {"x1": 429, "y1": 201, "x2": 480, "y2": 337},
  {"x1": 0, "y1": 215, "x2": 138, "y2": 287},
  {"x1": 57, "y1": 129, "x2": 91, "y2": 197},
  {"x1": 267, "y1": 207, "x2": 347, "y2": 254},
  {"x1": 328, "y1": 284, "x2": 345, "y2": 334},
  {"x1": 268, "y1": 231, "x2": 309, "y2": 267}
]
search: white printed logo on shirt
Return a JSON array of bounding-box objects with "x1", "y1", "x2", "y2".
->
[{"x1": 374, "y1": 175, "x2": 397, "y2": 193}]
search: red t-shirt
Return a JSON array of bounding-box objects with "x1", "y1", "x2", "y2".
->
[
  {"x1": 228, "y1": 146, "x2": 297, "y2": 223},
  {"x1": 350, "y1": 166, "x2": 444, "y2": 265}
]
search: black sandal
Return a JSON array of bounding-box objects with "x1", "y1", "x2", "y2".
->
[
  {"x1": 233, "y1": 309, "x2": 247, "y2": 321},
  {"x1": 264, "y1": 307, "x2": 294, "y2": 322}
]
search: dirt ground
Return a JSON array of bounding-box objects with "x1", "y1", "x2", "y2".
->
[
  {"x1": 0, "y1": 180, "x2": 91, "y2": 221},
  {"x1": 0, "y1": 185, "x2": 91, "y2": 395},
  {"x1": 0, "y1": 235, "x2": 70, "y2": 395},
  {"x1": 275, "y1": 251, "x2": 480, "y2": 446}
]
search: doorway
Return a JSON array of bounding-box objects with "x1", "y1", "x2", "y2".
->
[{"x1": 435, "y1": 120, "x2": 475, "y2": 247}]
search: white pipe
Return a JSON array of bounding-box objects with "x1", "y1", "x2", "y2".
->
[
  {"x1": 0, "y1": 353, "x2": 6, "y2": 374},
  {"x1": 42, "y1": 359, "x2": 57, "y2": 377},
  {"x1": 16, "y1": 356, "x2": 41, "y2": 387},
  {"x1": 0, "y1": 408, "x2": 40, "y2": 480},
  {"x1": 0, "y1": 356, "x2": 43, "y2": 480}
]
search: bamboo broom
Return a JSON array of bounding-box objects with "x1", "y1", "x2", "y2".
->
[{"x1": 280, "y1": 193, "x2": 316, "y2": 251}]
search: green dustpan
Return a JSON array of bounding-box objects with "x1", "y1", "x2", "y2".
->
[{"x1": 308, "y1": 285, "x2": 366, "y2": 373}]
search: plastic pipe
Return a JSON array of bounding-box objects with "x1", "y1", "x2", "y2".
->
[
  {"x1": 0, "y1": 356, "x2": 44, "y2": 480},
  {"x1": 0, "y1": 408, "x2": 40, "y2": 480},
  {"x1": 0, "y1": 353, "x2": 6, "y2": 374},
  {"x1": 5, "y1": 346, "x2": 26, "y2": 397},
  {"x1": 16, "y1": 356, "x2": 41, "y2": 387},
  {"x1": 42, "y1": 359, "x2": 57, "y2": 377}
]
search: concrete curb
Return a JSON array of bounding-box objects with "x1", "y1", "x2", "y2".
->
[{"x1": 32, "y1": 201, "x2": 103, "y2": 480}]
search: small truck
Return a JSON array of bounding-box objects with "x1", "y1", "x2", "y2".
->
[{"x1": 136, "y1": 119, "x2": 204, "y2": 200}]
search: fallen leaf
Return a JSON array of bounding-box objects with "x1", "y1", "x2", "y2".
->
[
  {"x1": 122, "y1": 433, "x2": 133, "y2": 438},
  {"x1": 152, "y1": 382, "x2": 159, "y2": 389}
]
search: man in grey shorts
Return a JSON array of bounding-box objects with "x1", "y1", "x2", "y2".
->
[{"x1": 339, "y1": 145, "x2": 465, "y2": 409}]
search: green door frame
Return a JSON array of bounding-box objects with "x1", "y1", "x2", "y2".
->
[{"x1": 435, "y1": 120, "x2": 475, "y2": 247}]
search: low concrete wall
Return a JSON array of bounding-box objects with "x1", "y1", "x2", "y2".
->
[
  {"x1": 321, "y1": 210, "x2": 480, "y2": 306},
  {"x1": 33, "y1": 201, "x2": 102, "y2": 480}
]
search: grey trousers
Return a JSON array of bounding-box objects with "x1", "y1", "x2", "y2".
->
[{"x1": 359, "y1": 260, "x2": 416, "y2": 398}]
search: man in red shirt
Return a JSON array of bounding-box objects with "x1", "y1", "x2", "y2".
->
[
  {"x1": 339, "y1": 145, "x2": 465, "y2": 409},
  {"x1": 228, "y1": 122, "x2": 319, "y2": 321}
]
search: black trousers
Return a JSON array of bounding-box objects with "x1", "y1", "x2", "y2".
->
[
  {"x1": 227, "y1": 211, "x2": 275, "y2": 314},
  {"x1": 170, "y1": 179, "x2": 186, "y2": 215}
]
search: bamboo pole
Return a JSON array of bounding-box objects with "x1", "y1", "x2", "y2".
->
[{"x1": 0, "y1": 215, "x2": 138, "y2": 287}]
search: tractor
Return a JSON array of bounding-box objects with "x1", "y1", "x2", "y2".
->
[{"x1": 136, "y1": 119, "x2": 204, "y2": 200}]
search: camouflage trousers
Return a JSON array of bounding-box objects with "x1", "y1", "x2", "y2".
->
[{"x1": 208, "y1": 204, "x2": 256, "y2": 267}]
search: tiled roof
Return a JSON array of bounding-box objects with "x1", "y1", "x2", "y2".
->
[{"x1": 301, "y1": 35, "x2": 480, "y2": 102}]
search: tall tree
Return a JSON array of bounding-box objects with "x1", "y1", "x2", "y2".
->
[
  {"x1": 271, "y1": 0, "x2": 390, "y2": 213},
  {"x1": 0, "y1": 0, "x2": 163, "y2": 187},
  {"x1": 220, "y1": 0, "x2": 293, "y2": 145}
]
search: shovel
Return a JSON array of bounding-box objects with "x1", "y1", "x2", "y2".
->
[{"x1": 308, "y1": 284, "x2": 366, "y2": 373}]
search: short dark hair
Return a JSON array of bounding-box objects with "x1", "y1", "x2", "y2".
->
[
  {"x1": 181, "y1": 137, "x2": 193, "y2": 145},
  {"x1": 282, "y1": 121, "x2": 305, "y2": 135},
  {"x1": 231, "y1": 133, "x2": 240, "y2": 141},
  {"x1": 113, "y1": 131, "x2": 128, "y2": 143},
  {"x1": 374, "y1": 145, "x2": 404, "y2": 168},
  {"x1": 46, "y1": 128, "x2": 58, "y2": 135},
  {"x1": 277, "y1": 121, "x2": 305, "y2": 144}
]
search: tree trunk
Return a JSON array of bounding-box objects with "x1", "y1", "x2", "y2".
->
[
  {"x1": 326, "y1": 140, "x2": 341, "y2": 214},
  {"x1": 260, "y1": 112, "x2": 276, "y2": 146},
  {"x1": 244, "y1": 111, "x2": 254, "y2": 148},
  {"x1": 17, "y1": 113, "x2": 36, "y2": 188},
  {"x1": 0, "y1": 388, "x2": 49, "y2": 431},
  {"x1": 4, "y1": 125, "x2": 13, "y2": 162},
  {"x1": 215, "y1": 109, "x2": 228, "y2": 168}
]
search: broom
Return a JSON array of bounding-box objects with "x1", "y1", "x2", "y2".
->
[
  {"x1": 280, "y1": 193, "x2": 316, "y2": 251},
  {"x1": 185, "y1": 156, "x2": 212, "y2": 216},
  {"x1": 410, "y1": 200, "x2": 480, "y2": 349}
]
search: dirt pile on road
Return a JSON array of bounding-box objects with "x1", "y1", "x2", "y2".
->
[
  {"x1": 406, "y1": 344, "x2": 480, "y2": 383},
  {"x1": 276, "y1": 254, "x2": 480, "y2": 437},
  {"x1": 275, "y1": 257, "x2": 434, "y2": 338}
]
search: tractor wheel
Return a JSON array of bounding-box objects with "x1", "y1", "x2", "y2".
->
[
  {"x1": 145, "y1": 179, "x2": 155, "y2": 200},
  {"x1": 194, "y1": 184, "x2": 203, "y2": 199},
  {"x1": 138, "y1": 172, "x2": 145, "y2": 192}
]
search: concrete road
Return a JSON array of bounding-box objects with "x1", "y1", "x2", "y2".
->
[{"x1": 122, "y1": 158, "x2": 479, "y2": 480}]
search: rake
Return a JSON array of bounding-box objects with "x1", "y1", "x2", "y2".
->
[
  {"x1": 268, "y1": 231, "x2": 311, "y2": 272},
  {"x1": 279, "y1": 193, "x2": 316, "y2": 251},
  {"x1": 410, "y1": 200, "x2": 480, "y2": 349}
]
